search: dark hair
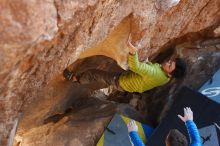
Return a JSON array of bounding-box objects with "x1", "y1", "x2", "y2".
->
[
  {"x1": 171, "y1": 58, "x2": 186, "y2": 79},
  {"x1": 166, "y1": 129, "x2": 188, "y2": 146}
]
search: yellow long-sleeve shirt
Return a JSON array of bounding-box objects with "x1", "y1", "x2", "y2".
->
[{"x1": 119, "y1": 53, "x2": 170, "y2": 93}]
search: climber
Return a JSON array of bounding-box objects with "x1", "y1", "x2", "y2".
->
[
  {"x1": 127, "y1": 107, "x2": 202, "y2": 146},
  {"x1": 63, "y1": 35, "x2": 186, "y2": 93}
]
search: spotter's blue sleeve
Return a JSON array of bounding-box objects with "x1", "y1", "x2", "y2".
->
[
  {"x1": 129, "y1": 131, "x2": 145, "y2": 146},
  {"x1": 185, "y1": 120, "x2": 202, "y2": 146}
]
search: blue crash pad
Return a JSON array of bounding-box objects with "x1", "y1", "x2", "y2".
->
[{"x1": 199, "y1": 68, "x2": 220, "y2": 103}]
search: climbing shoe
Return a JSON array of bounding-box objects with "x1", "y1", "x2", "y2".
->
[{"x1": 63, "y1": 68, "x2": 74, "y2": 81}]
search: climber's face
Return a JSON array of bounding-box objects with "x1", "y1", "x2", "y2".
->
[{"x1": 162, "y1": 60, "x2": 176, "y2": 75}]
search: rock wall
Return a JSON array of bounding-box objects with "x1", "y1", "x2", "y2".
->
[{"x1": 0, "y1": 0, "x2": 220, "y2": 145}]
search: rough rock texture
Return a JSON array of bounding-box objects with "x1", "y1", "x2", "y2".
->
[
  {"x1": 16, "y1": 98, "x2": 114, "y2": 146},
  {"x1": 0, "y1": 0, "x2": 220, "y2": 146}
]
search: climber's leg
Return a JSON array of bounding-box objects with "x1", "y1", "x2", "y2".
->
[{"x1": 77, "y1": 69, "x2": 117, "y2": 88}]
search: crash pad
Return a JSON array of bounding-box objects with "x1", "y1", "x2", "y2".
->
[
  {"x1": 199, "y1": 68, "x2": 220, "y2": 104},
  {"x1": 97, "y1": 114, "x2": 154, "y2": 146}
]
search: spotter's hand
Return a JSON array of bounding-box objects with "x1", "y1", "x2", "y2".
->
[
  {"x1": 127, "y1": 120, "x2": 138, "y2": 133},
  {"x1": 178, "y1": 107, "x2": 193, "y2": 122}
]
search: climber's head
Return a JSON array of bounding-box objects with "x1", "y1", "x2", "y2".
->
[
  {"x1": 165, "y1": 129, "x2": 188, "y2": 146},
  {"x1": 162, "y1": 58, "x2": 186, "y2": 79}
]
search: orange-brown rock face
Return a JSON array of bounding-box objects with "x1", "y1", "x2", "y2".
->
[{"x1": 0, "y1": 0, "x2": 220, "y2": 146}]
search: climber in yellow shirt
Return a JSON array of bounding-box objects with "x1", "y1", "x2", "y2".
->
[{"x1": 63, "y1": 37, "x2": 186, "y2": 93}]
